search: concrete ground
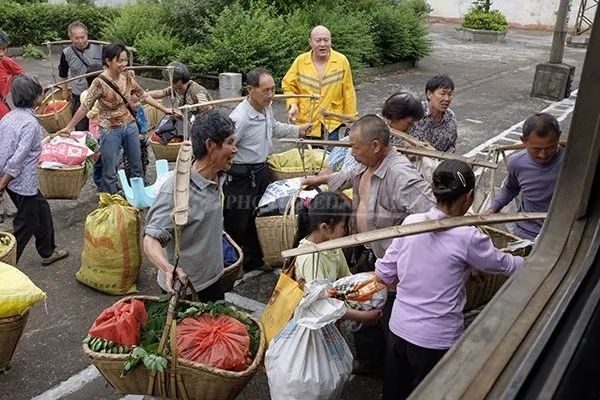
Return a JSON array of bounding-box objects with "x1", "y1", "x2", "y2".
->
[{"x1": 0, "y1": 23, "x2": 587, "y2": 400}]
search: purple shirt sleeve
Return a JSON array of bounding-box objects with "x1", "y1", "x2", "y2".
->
[
  {"x1": 490, "y1": 159, "x2": 521, "y2": 212},
  {"x1": 466, "y1": 229, "x2": 524, "y2": 276},
  {"x1": 375, "y1": 238, "x2": 401, "y2": 285},
  {"x1": 4, "y1": 120, "x2": 38, "y2": 179}
]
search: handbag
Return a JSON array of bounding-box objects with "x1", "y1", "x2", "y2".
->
[{"x1": 260, "y1": 261, "x2": 305, "y2": 345}]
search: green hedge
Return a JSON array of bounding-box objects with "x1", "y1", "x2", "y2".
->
[
  {"x1": 0, "y1": 2, "x2": 118, "y2": 47},
  {"x1": 0, "y1": 0, "x2": 433, "y2": 84}
]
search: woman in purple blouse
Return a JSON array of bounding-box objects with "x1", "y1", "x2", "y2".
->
[{"x1": 376, "y1": 160, "x2": 524, "y2": 400}]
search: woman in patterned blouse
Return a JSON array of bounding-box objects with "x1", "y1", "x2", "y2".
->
[
  {"x1": 59, "y1": 43, "x2": 174, "y2": 194},
  {"x1": 408, "y1": 75, "x2": 458, "y2": 153}
]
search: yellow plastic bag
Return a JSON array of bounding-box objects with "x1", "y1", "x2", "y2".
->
[
  {"x1": 76, "y1": 194, "x2": 141, "y2": 295},
  {"x1": 0, "y1": 262, "x2": 46, "y2": 318},
  {"x1": 260, "y1": 267, "x2": 304, "y2": 345},
  {"x1": 267, "y1": 148, "x2": 329, "y2": 172}
]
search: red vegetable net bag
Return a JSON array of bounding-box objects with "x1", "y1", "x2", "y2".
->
[
  {"x1": 88, "y1": 299, "x2": 148, "y2": 346},
  {"x1": 176, "y1": 314, "x2": 250, "y2": 372}
]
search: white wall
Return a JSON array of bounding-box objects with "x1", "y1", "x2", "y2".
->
[{"x1": 428, "y1": 0, "x2": 594, "y2": 29}]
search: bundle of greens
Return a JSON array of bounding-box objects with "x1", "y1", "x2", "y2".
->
[{"x1": 116, "y1": 295, "x2": 260, "y2": 377}]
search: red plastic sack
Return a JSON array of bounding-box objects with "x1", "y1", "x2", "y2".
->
[
  {"x1": 39, "y1": 136, "x2": 92, "y2": 166},
  {"x1": 176, "y1": 314, "x2": 250, "y2": 372},
  {"x1": 88, "y1": 299, "x2": 148, "y2": 346},
  {"x1": 42, "y1": 100, "x2": 67, "y2": 114}
]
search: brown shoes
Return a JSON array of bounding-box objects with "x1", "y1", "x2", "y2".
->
[{"x1": 41, "y1": 249, "x2": 69, "y2": 266}]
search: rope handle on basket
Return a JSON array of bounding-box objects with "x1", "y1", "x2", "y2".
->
[{"x1": 146, "y1": 272, "x2": 197, "y2": 397}]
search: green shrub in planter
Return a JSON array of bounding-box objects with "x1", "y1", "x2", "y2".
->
[
  {"x1": 101, "y1": 3, "x2": 172, "y2": 46},
  {"x1": 401, "y1": 0, "x2": 433, "y2": 18},
  {"x1": 0, "y1": 2, "x2": 117, "y2": 47},
  {"x1": 180, "y1": 2, "x2": 307, "y2": 81},
  {"x1": 369, "y1": 3, "x2": 432, "y2": 65},
  {"x1": 166, "y1": 0, "x2": 236, "y2": 44},
  {"x1": 461, "y1": 9, "x2": 508, "y2": 32},
  {"x1": 134, "y1": 30, "x2": 182, "y2": 67}
]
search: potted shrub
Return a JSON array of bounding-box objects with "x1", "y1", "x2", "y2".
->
[{"x1": 457, "y1": 0, "x2": 508, "y2": 43}]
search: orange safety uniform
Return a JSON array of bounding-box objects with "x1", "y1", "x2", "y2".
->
[{"x1": 282, "y1": 49, "x2": 357, "y2": 137}]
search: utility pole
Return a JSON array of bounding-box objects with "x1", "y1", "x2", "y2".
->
[
  {"x1": 531, "y1": 0, "x2": 576, "y2": 100},
  {"x1": 550, "y1": 0, "x2": 572, "y2": 62}
]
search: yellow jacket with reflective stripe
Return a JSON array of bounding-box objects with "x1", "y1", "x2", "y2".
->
[{"x1": 282, "y1": 50, "x2": 357, "y2": 137}]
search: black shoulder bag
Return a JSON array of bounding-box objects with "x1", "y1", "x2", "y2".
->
[{"x1": 98, "y1": 75, "x2": 137, "y2": 119}]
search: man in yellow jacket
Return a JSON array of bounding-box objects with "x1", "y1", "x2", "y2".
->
[{"x1": 282, "y1": 25, "x2": 357, "y2": 140}]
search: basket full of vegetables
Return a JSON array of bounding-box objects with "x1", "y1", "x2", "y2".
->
[{"x1": 83, "y1": 289, "x2": 265, "y2": 400}]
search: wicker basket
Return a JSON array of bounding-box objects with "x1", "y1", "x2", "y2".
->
[
  {"x1": 38, "y1": 165, "x2": 87, "y2": 200},
  {"x1": 83, "y1": 295, "x2": 266, "y2": 399},
  {"x1": 464, "y1": 226, "x2": 522, "y2": 312},
  {"x1": 223, "y1": 233, "x2": 244, "y2": 293},
  {"x1": 0, "y1": 310, "x2": 30, "y2": 371},
  {"x1": 143, "y1": 105, "x2": 165, "y2": 131},
  {"x1": 268, "y1": 147, "x2": 328, "y2": 182},
  {"x1": 36, "y1": 89, "x2": 73, "y2": 134},
  {"x1": 0, "y1": 231, "x2": 17, "y2": 267},
  {"x1": 150, "y1": 138, "x2": 181, "y2": 162},
  {"x1": 255, "y1": 189, "x2": 300, "y2": 267}
]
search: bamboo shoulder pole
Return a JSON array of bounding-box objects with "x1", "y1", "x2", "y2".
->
[
  {"x1": 320, "y1": 109, "x2": 429, "y2": 148},
  {"x1": 177, "y1": 93, "x2": 321, "y2": 111},
  {"x1": 281, "y1": 212, "x2": 546, "y2": 258},
  {"x1": 278, "y1": 138, "x2": 498, "y2": 169},
  {"x1": 42, "y1": 40, "x2": 137, "y2": 52},
  {"x1": 44, "y1": 65, "x2": 174, "y2": 89}
]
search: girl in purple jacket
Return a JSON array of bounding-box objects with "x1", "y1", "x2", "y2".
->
[{"x1": 376, "y1": 160, "x2": 525, "y2": 400}]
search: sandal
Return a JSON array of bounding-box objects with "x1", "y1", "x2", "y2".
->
[{"x1": 41, "y1": 249, "x2": 69, "y2": 266}]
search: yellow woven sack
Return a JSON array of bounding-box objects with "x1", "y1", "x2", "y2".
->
[
  {"x1": 76, "y1": 194, "x2": 141, "y2": 295},
  {"x1": 267, "y1": 148, "x2": 329, "y2": 172},
  {"x1": 0, "y1": 262, "x2": 46, "y2": 318}
]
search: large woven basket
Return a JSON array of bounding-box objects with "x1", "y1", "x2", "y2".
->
[
  {"x1": 0, "y1": 231, "x2": 16, "y2": 267},
  {"x1": 267, "y1": 147, "x2": 328, "y2": 182},
  {"x1": 36, "y1": 89, "x2": 73, "y2": 134},
  {"x1": 143, "y1": 105, "x2": 165, "y2": 131},
  {"x1": 0, "y1": 310, "x2": 30, "y2": 371},
  {"x1": 464, "y1": 226, "x2": 523, "y2": 312},
  {"x1": 255, "y1": 189, "x2": 300, "y2": 267},
  {"x1": 223, "y1": 233, "x2": 244, "y2": 293},
  {"x1": 150, "y1": 138, "x2": 181, "y2": 162},
  {"x1": 83, "y1": 295, "x2": 266, "y2": 399},
  {"x1": 38, "y1": 165, "x2": 87, "y2": 200}
]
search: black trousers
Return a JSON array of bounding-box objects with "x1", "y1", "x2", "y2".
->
[
  {"x1": 354, "y1": 291, "x2": 395, "y2": 367},
  {"x1": 353, "y1": 246, "x2": 394, "y2": 368},
  {"x1": 383, "y1": 333, "x2": 448, "y2": 400},
  {"x1": 223, "y1": 163, "x2": 270, "y2": 271},
  {"x1": 7, "y1": 189, "x2": 56, "y2": 261},
  {"x1": 72, "y1": 94, "x2": 89, "y2": 132},
  {"x1": 163, "y1": 277, "x2": 225, "y2": 303}
]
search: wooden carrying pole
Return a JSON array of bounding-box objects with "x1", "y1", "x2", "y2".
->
[
  {"x1": 278, "y1": 138, "x2": 498, "y2": 169},
  {"x1": 281, "y1": 212, "x2": 546, "y2": 258},
  {"x1": 177, "y1": 94, "x2": 321, "y2": 111},
  {"x1": 320, "y1": 109, "x2": 429, "y2": 147},
  {"x1": 41, "y1": 40, "x2": 137, "y2": 53},
  {"x1": 44, "y1": 65, "x2": 174, "y2": 90}
]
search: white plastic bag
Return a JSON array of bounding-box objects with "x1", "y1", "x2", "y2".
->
[
  {"x1": 331, "y1": 272, "x2": 388, "y2": 332},
  {"x1": 266, "y1": 280, "x2": 353, "y2": 400},
  {"x1": 257, "y1": 178, "x2": 322, "y2": 209}
]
